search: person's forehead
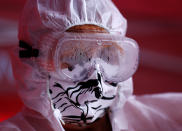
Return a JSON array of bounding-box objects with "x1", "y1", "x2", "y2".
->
[{"x1": 66, "y1": 24, "x2": 109, "y2": 33}]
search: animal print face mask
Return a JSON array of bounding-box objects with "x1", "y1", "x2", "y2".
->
[
  {"x1": 48, "y1": 70, "x2": 118, "y2": 126},
  {"x1": 44, "y1": 33, "x2": 138, "y2": 126}
]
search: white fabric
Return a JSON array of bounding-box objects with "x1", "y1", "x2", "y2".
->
[
  {"x1": 18, "y1": 0, "x2": 127, "y2": 46},
  {"x1": 1, "y1": 93, "x2": 182, "y2": 131},
  {"x1": 125, "y1": 93, "x2": 182, "y2": 131},
  {"x1": 1, "y1": 0, "x2": 182, "y2": 131},
  {"x1": 1, "y1": 0, "x2": 129, "y2": 130}
]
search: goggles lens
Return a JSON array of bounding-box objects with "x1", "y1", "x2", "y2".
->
[{"x1": 54, "y1": 34, "x2": 139, "y2": 82}]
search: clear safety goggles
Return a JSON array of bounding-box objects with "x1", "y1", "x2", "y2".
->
[{"x1": 27, "y1": 33, "x2": 139, "y2": 83}]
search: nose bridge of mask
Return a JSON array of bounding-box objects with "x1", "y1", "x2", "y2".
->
[
  {"x1": 87, "y1": 64, "x2": 118, "y2": 98},
  {"x1": 86, "y1": 63, "x2": 102, "y2": 85},
  {"x1": 88, "y1": 63, "x2": 117, "y2": 95},
  {"x1": 88, "y1": 63, "x2": 102, "y2": 83}
]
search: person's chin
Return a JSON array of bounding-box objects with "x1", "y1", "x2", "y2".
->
[{"x1": 62, "y1": 114, "x2": 108, "y2": 131}]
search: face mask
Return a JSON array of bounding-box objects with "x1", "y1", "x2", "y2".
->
[
  {"x1": 19, "y1": 32, "x2": 139, "y2": 126},
  {"x1": 48, "y1": 69, "x2": 118, "y2": 125}
]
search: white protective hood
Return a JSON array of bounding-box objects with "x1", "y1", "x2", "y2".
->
[{"x1": 16, "y1": 0, "x2": 132, "y2": 130}]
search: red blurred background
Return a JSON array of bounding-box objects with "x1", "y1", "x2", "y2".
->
[{"x1": 0, "y1": 0, "x2": 182, "y2": 122}]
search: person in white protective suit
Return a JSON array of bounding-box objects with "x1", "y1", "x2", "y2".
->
[{"x1": 1, "y1": 0, "x2": 182, "y2": 131}]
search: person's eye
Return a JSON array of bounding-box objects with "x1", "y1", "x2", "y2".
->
[
  {"x1": 61, "y1": 63, "x2": 74, "y2": 71},
  {"x1": 68, "y1": 65, "x2": 74, "y2": 71}
]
